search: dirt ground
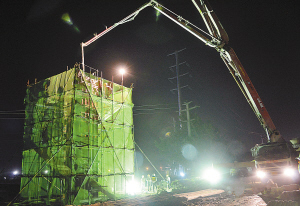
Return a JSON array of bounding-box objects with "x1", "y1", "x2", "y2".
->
[
  {"x1": 99, "y1": 190, "x2": 267, "y2": 206},
  {"x1": 2, "y1": 176, "x2": 300, "y2": 205},
  {"x1": 97, "y1": 176, "x2": 300, "y2": 206}
]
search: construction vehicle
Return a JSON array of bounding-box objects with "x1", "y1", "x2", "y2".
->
[
  {"x1": 147, "y1": 0, "x2": 300, "y2": 183},
  {"x1": 81, "y1": 0, "x2": 299, "y2": 183}
]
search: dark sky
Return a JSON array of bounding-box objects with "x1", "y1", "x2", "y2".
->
[{"x1": 1, "y1": 0, "x2": 300, "y2": 173}]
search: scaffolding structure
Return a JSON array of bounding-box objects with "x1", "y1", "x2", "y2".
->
[{"x1": 19, "y1": 65, "x2": 134, "y2": 205}]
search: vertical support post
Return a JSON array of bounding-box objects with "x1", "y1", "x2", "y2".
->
[
  {"x1": 175, "y1": 51, "x2": 182, "y2": 120},
  {"x1": 185, "y1": 102, "x2": 191, "y2": 137},
  {"x1": 183, "y1": 102, "x2": 199, "y2": 138},
  {"x1": 121, "y1": 73, "x2": 124, "y2": 103},
  {"x1": 168, "y1": 48, "x2": 185, "y2": 129},
  {"x1": 266, "y1": 128, "x2": 270, "y2": 142},
  {"x1": 121, "y1": 73, "x2": 125, "y2": 195},
  {"x1": 111, "y1": 76, "x2": 116, "y2": 200},
  {"x1": 81, "y1": 43, "x2": 85, "y2": 72}
]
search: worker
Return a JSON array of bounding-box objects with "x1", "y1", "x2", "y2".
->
[
  {"x1": 166, "y1": 174, "x2": 171, "y2": 190},
  {"x1": 146, "y1": 174, "x2": 152, "y2": 192},
  {"x1": 151, "y1": 173, "x2": 157, "y2": 193},
  {"x1": 141, "y1": 175, "x2": 146, "y2": 192}
]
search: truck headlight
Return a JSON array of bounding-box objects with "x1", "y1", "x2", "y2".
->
[
  {"x1": 203, "y1": 168, "x2": 221, "y2": 184},
  {"x1": 256, "y1": 170, "x2": 266, "y2": 178},
  {"x1": 284, "y1": 168, "x2": 296, "y2": 176}
]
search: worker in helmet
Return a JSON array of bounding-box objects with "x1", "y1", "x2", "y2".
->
[
  {"x1": 146, "y1": 174, "x2": 152, "y2": 192},
  {"x1": 151, "y1": 173, "x2": 157, "y2": 193}
]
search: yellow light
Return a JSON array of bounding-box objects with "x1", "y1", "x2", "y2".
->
[{"x1": 165, "y1": 132, "x2": 171, "y2": 137}]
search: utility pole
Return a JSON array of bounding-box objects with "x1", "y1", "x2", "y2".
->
[
  {"x1": 168, "y1": 48, "x2": 186, "y2": 128},
  {"x1": 182, "y1": 101, "x2": 199, "y2": 137}
]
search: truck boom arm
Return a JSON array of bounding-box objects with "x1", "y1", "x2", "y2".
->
[
  {"x1": 150, "y1": 0, "x2": 283, "y2": 142},
  {"x1": 81, "y1": 0, "x2": 284, "y2": 142}
]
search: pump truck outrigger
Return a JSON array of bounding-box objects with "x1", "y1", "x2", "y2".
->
[{"x1": 81, "y1": 0, "x2": 300, "y2": 184}]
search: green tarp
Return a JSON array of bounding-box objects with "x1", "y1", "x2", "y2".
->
[{"x1": 20, "y1": 66, "x2": 134, "y2": 205}]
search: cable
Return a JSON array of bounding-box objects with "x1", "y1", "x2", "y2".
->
[
  {"x1": 134, "y1": 141, "x2": 165, "y2": 181},
  {"x1": 134, "y1": 107, "x2": 178, "y2": 111},
  {"x1": 0, "y1": 118, "x2": 24, "y2": 119},
  {"x1": 133, "y1": 111, "x2": 177, "y2": 116},
  {"x1": 134, "y1": 103, "x2": 178, "y2": 108},
  {"x1": 0, "y1": 110, "x2": 25, "y2": 112}
]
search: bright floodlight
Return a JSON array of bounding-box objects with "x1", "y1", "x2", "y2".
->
[
  {"x1": 284, "y1": 168, "x2": 295, "y2": 176},
  {"x1": 180, "y1": 172, "x2": 185, "y2": 177},
  {"x1": 119, "y1": 68, "x2": 126, "y2": 75},
  {"x1": 126, "y1": 179, "x2": 140, "y2": 195},
  {"x1": 256, "y1": 170, "x2": 266, "y2": 178},
  {"x1": 202, "y1": 168, "x2": 221, "y2": 184},
  {"x1": 13, "y1": 170, "x2": 19, "y2": 175}
]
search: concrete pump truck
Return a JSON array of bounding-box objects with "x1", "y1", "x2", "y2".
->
[
  {"x1": 148, "y1": 0, "x2": 299, "y2": 184},
  {"x1": 81, "y1": 0, "x2": 300, "y2": 184}
]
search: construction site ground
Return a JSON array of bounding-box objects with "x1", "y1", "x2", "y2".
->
[
  {"x1": 96, "y1": 176, "x2": 300, "y2": 206},
  {"x1": 2, "y1": 176, "x2": 300, "y2": 205}
]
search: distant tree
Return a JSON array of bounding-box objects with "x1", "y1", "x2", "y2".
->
[{"x1": 154, "y1": 116, "x2": 222, "y2": 168}]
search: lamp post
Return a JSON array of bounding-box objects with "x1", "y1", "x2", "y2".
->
[{"x1": 119, "y1": 68, "x2": 126, "y2": 102}]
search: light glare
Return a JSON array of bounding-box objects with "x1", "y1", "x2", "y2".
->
[
  {"x1": 126, "y1": 179, "x2": 140, "y2": 195},
  {"x1": 284, "y1": 168, "x2": 295, "y2": 176},
  {"x1": 256, "y1": 170, "x2": 266, "y2": 178},
  {"x1": 203, "y1": 168, "x2": 221, "y2": 184},
  {"x1": 119, "y1": 68, "x2": 126, "y2": 75}
]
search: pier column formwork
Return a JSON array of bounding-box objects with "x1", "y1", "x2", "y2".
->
[{"x1": 20, "y1": 66, "x2": 134, "y2": 205}]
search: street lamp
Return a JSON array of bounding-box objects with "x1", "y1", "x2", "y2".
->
[
  {"x1": 119, "y1": 68, "x2": 126, "y2": 102},
  {"x1": 119, "y1": 68, "x2": 126, "y2": 85}
]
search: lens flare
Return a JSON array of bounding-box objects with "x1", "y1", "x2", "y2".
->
[
  {"x1": 182, "y1": 144, "x2": 197, "y2": 160},
  {"x1": 62, "y1": 13, "x2": 73, "y2": 25},
  {"x1": 62, "y1": 13, "x2": 80, "y2": 33},
  {"x1": 156, "y1": 7, "x2": 162, "y2": 22}
]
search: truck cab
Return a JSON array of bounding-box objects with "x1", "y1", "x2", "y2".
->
[{"x1": 251, "y1": 142, "x2": 299, "y2": 184}]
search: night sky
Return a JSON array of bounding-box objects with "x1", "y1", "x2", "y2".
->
[{"x1": 1, "y1": 0, "x2": 300, "y2": 174}]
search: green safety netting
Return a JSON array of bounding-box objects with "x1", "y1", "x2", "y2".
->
[{"x1": 20, "y1": 66, "x2": 134, "y2": 205}]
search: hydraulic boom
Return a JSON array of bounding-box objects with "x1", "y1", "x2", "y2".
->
[
  {"x1": 150, "y1": 0, "x2": 283, "y2": 143},
  {"x1": 81, "y1": 0, "x2": 284, "y2": 143}
]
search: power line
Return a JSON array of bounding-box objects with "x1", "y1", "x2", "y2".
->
[
  {"x1": 133, "y1": 111, "x2": 177, "y2": 116},
  {"x1": 134, "y1": 107, "x2": 178, "y2": 111},
  {"x1": 0, "y1": 110, "x2": 25, "y2": 112},
  {"x1": 0, "y1": 118, "x2": 24, "y2": 119},
  {"x1": 134, "y1": 103, "x2": 177, "y2": 108}
]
